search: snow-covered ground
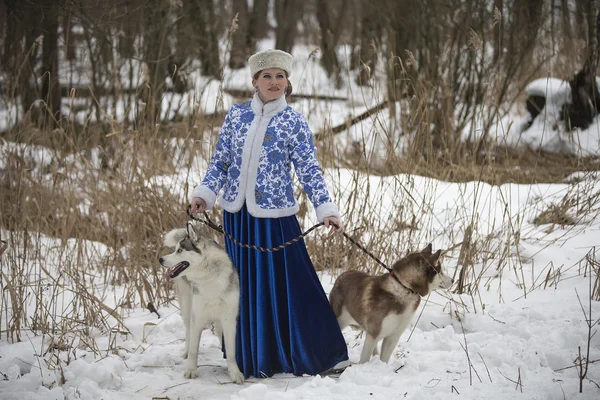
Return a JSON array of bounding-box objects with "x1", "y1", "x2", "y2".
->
[
  {"x1": 1, "y1": 40, "x2": 600, "y2": 399},
  {"x1": 1, "y1": 163, "x2": 599, "y2": 399}
]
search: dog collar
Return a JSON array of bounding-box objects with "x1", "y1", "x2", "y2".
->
[{"x1": 389, "y1": 271, "x2": 416, "y2": 295}]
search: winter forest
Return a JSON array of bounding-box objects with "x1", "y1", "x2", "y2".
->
[
  {"x1": 2, "y1": 0, "x2": 599, "y2": 136},
  {"x1": 1, "y1": 1, "x2": 600, "y2": 399}
]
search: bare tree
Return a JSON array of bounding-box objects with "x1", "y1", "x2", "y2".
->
[
  {"x1": 196, "y1": 0, "x2": 221, "y2": 78},
  {"x1": 315, "y1": 0, "x2": 349, "y2": 86},
  {"x1": 560, "y1": 0, "x2": 573, "y2": 41},
  {"x1": 275, "y1": 0, "x2": 302, "y2": 53},
  {"x1": 229, "y1": 0, "x2": 271, "y2": 69},
  {"x1": 2, "y1": 0, "x2": 43, "y2": 124},
  {"x1": 229, "y1": 0, "x2": 250, "y2": 69},
  {"x1": 507, "y1": 0, "x2": 544, "y2": 59},
  {"x1": 492, "y1": 0, "x2": 503, "y2": 63},
  {"x1": 575, "y1": 0, "x2": 589, "y2": 41},
  {"x1": 563, "y1": 3, "x2": 600, "y2": 130},
  {"x1": 140, "y1": 0, "x2": 170, "y2": 124},
  {"x1": 356, "y1": 1, "x2": 381, "y2": 86},
  {"x1": 248, "y1": 0, "x2": 270, "y2": 40},
  {"x1": 383, "y1": 0, "x2": 421, "y2": 101}
]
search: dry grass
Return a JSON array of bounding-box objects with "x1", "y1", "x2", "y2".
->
[
  {"x1": 331, "y1": 144, "x2": 600, "y2": 186},
  {"x1": 1, "y1": 118, "x2": 599, "y2": 392},
  {"x1": 2, "y1": 56, "x2": 600, "y2": 388},
  {"x1": 2, "y1": 104, "x2": 599, "y2": 306}
]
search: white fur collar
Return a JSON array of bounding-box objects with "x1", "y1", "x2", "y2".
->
[
  {"x1": 216, "y1": 92, "x2": 293, "y2": 215},
  {"x1": 251, "y1": 92, "x2": 288, "y2": 116},
  {"x1": 193, "y1": 94, "x2": 339, "y2": 221}
]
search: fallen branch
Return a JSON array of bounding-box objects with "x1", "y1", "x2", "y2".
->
[
  {"x1": 554, "y1": 358, "x2": 600, "y2": 372},
  {"x1": 314, "y1": 100, "x2": 388, "y2": 139},
  {"x1": 223, "y1": 88, "x2": 348, "y2": 102}
]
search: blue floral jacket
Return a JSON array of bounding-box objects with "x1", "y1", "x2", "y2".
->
[{"x1": 191, "y1": 93, "x2": 340, "y2": 222}]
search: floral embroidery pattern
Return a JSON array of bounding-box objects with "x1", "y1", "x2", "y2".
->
[{"x1": 201, "y1": 102, "x2": 332, "y2": 212}]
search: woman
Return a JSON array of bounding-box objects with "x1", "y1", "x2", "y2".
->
[{"x1": 189, "y1": 49, "x2": 348, "y2": 378}]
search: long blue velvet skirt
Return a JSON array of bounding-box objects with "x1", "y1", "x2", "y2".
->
[{"x1": 223, "y1": 203, "x2": 348, "y2": 378}]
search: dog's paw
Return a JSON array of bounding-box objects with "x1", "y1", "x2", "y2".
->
[
  {"x1": 228, "y1": 369, "x2": 245, "y2": 384},
  {"x1": 183, "y1": 368, "x2": 198, "y2": 379}
]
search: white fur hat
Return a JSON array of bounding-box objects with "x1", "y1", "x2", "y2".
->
[{"x1": 248, "y1": 49, "x2": 293, "y2": 78}]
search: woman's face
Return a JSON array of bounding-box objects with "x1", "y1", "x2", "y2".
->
[{"x1": 253, "y1": 68, "x2": 288, "y2": 103}]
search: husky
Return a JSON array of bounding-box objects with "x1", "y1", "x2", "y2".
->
[
  {"x1": 329, "y1": 243, "x2": 453, "y2": 364},
  {"x1": 159, "y1": 223, "x2": 244, "y2": 384}
]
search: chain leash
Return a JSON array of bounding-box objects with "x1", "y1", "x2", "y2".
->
[
  {"x1": 187, "y1": 206, "x2": 424, "y2": 293},
  {"x1": 186, "y1": 206, "x2": 392, "y2": 271},
  {"x1": 187, "y1": 206, "x2": 326, "y2": 253}
]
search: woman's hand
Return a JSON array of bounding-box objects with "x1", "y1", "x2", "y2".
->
[
  {"x1": 323, "y1": 216, "x2": 344, "y2": 235},
  {"x1": 190, "y1": 197, "x2": 207, "y2": 216}
]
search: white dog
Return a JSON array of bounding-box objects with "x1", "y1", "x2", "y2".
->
[
  {"x1": 329, "y1": 244, "x2": 453, "y2": 364},
  {"x1": 159, "y1": 223, "x2": 244, "y2": 384}
]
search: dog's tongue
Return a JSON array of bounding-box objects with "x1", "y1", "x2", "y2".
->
[{"x1": 168, "y1": 261, "x2": 190, "y2": 279}]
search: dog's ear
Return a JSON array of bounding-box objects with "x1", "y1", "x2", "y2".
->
[
  {"x1": 164, "y1": 228, "x2": 187, "y2": 248},
  {"x1": 186, "y1": 221, "x2": 202, "y2": 243},
  {"x1": 429, "y1": 249, "x2": 441, "y2": 264},
  {"x1": 421, "y1": 243, "x2": 433, "y2": 256}
]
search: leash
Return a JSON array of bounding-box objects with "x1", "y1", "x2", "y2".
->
[
  {"x1": 338, "y1": 232, "x2": 413, "y2": 291},
  {"x1": 187, "y1": 205, "x2": 325, "y2": 253},
  {"x1": 186, "y1": 206, "x2": 415, "y2": 293}
]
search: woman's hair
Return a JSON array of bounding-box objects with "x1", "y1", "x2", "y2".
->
[{"x1": 253, "y1": 70, "x2": 293, "y2": 98}]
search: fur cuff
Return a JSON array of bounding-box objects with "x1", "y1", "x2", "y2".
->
[
  {"x1": 190, "y1": 185, "x2": 217, "y2": 210},
  {"x1": 315, "y1": 202, "x2": 340, "y2": 222}
]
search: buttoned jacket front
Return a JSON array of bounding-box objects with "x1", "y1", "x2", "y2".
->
[{"x1": 191, "y1": 93, "x2": 339, "y2": 222}]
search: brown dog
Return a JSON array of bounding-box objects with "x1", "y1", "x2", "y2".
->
[{"x1": 329, "y1": 244, "x2": 453, "y2": 364}]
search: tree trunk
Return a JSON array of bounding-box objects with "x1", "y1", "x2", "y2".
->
[
  {"x1": 316, "y1": 0, "x2": 339, "y2": 80},
  {"x1": 574, "y1": 0, "x2": 587, "y2": 41},
  {"x1": 118, "y1": 0, "x2": 137, "y2": 57},
  {"x1": 560, "y1": 0, "x2": 573, "y2": 40},
  {"x1": 349, "y1": 0, "x2": 361, "y2": 70},
  {"x1": 275, "y1": 0, "x2": 301, "y2": 53},
  {"x1": 229, "y1": 0, "x2": 270, "y2": 70},
  {"x1": 197, "y1": 0, "x2": 220, "y2": 78},
  {"x1": 62, "y1": 10, "x2": 75, "y2": 61},
  {"x1": 563, "y1": 6, "x2": 600, "y2": 130},
  {"x1": 356, "y1": 1, "x2": 380, "y2": 85},
  {"x1": 21, "y1": 9, "x2": 41, "y2": 120},
  {"x1": 248, "y1": 0, "x2": 270, "y2": 40},
  {"x1": 3, "y1": 1, "x2": 42, "y2": 120},
  {"x1": 493, "y1": 0, "x2": 503, "y2": 64},
  {"x1": 40, "y1": 0, "x2": 61, "y2": 127},
  {"x1": 2, "y1": 1, "x2": 17, "y2": 71},
  {"x1": 141, "y1": 1, "x2": 169, "y2": 124},
  {"x1": 384, "y1": 0, "x2": 419, "y2": 100},
  {"x1": 508, "y1": 0, "x2": 544, "y2": 58},
  {"x1": 229, "y1": 0, "x2": 249, "y2": 69}
]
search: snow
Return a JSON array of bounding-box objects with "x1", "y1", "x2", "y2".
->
[
  {"x1": 1, "y1": 40, "x2": 600, "y2": 400},
  {"x1": 525, "y1": 77, "x2": 570, "y2": 101},
  {"x1": 478, "y1": 76, "x2": 600, "y2": 157},
  {"x1": 1, "y1": 165, "x2": 599, "y2": 399}
]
